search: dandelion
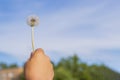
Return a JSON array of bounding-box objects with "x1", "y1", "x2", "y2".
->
[
  {"x1": 27, "y1": 15, "x2": 39, "y2": 27},
  {"x1": 27, "y1": 15, "x2": 40, "y2": 51}
]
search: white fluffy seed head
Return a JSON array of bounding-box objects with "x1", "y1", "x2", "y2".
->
[{"x1": 27, "y1": 15, "x2": 39, "y2": 27}]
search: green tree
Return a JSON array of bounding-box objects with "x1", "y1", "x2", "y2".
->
[
  {"x1": 9, "y1": 64, "x2": 18, "y2": 68},
  {"x1": 0, "y1": 63, "x2": 8, "y2": 69},
  {"x1": 0, "y1": 63, "x2": 18, "y2": 69},
  {"x1": 54, "y1": 67, "x2": 74, "y2": 80}
]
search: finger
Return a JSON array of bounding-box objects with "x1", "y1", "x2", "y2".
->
[
  {"x1": 51, "y1": 70, "x2": 54, "y2": 79},
  {"x1": 46, "y1": 55, "x2": 50, "y2": 61},
  {"x1": 32, "y1": 48, "x2": 45, "y2": 57},
  {"x1": 27, "y1": 51, "x2": 34, "y2": 61},
  {"x1": 30, "y1": 51, "x2": 34, "y2": 58}
]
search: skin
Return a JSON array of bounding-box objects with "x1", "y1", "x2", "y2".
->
[{"x1": 24, "y1": 48, "x2": 54, "y2": 80}]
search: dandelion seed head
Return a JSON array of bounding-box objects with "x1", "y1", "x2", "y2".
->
[{"x1": 27, "y1": 15, "x2": 39, "y2": 27}]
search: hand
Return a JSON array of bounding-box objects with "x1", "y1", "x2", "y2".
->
[{"x1": 24, "y1": 48, "x2": 54, "y2": 80}]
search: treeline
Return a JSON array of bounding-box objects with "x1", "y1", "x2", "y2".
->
[
  {"x1": 54, "y1": 54, "x2": 120, "y2": 80},
  {"x1": 0, "y1": 63, "x2": 18, "y2": 69},
  {"x1": 0, "y1": 54, "x2": 120, "y2": 80}
]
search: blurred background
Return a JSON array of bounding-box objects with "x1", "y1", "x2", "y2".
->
[{"x1": 0, "y1": 0, "x2": 120, "y2": 80}]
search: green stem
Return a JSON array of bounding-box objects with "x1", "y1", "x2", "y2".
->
[{"x1": 31, "y1": 27, "x2": 35, "y2": 51}]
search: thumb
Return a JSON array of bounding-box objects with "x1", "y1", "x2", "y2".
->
[{"x1": 31, "y1": 48, "x2": 45, "y2": 57}]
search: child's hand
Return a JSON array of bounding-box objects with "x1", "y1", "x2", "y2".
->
[{"x1": 24, "y1": 48, "x2": 54, "y2": 80}]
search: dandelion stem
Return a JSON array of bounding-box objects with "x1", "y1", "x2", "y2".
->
[{"x1": 31, "y1": 27, "x2": 35, "y2": 51}]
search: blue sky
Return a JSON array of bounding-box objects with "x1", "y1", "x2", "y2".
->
[{"x1": 0, "y1": 0, "x2": 120, "y2": 72}]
